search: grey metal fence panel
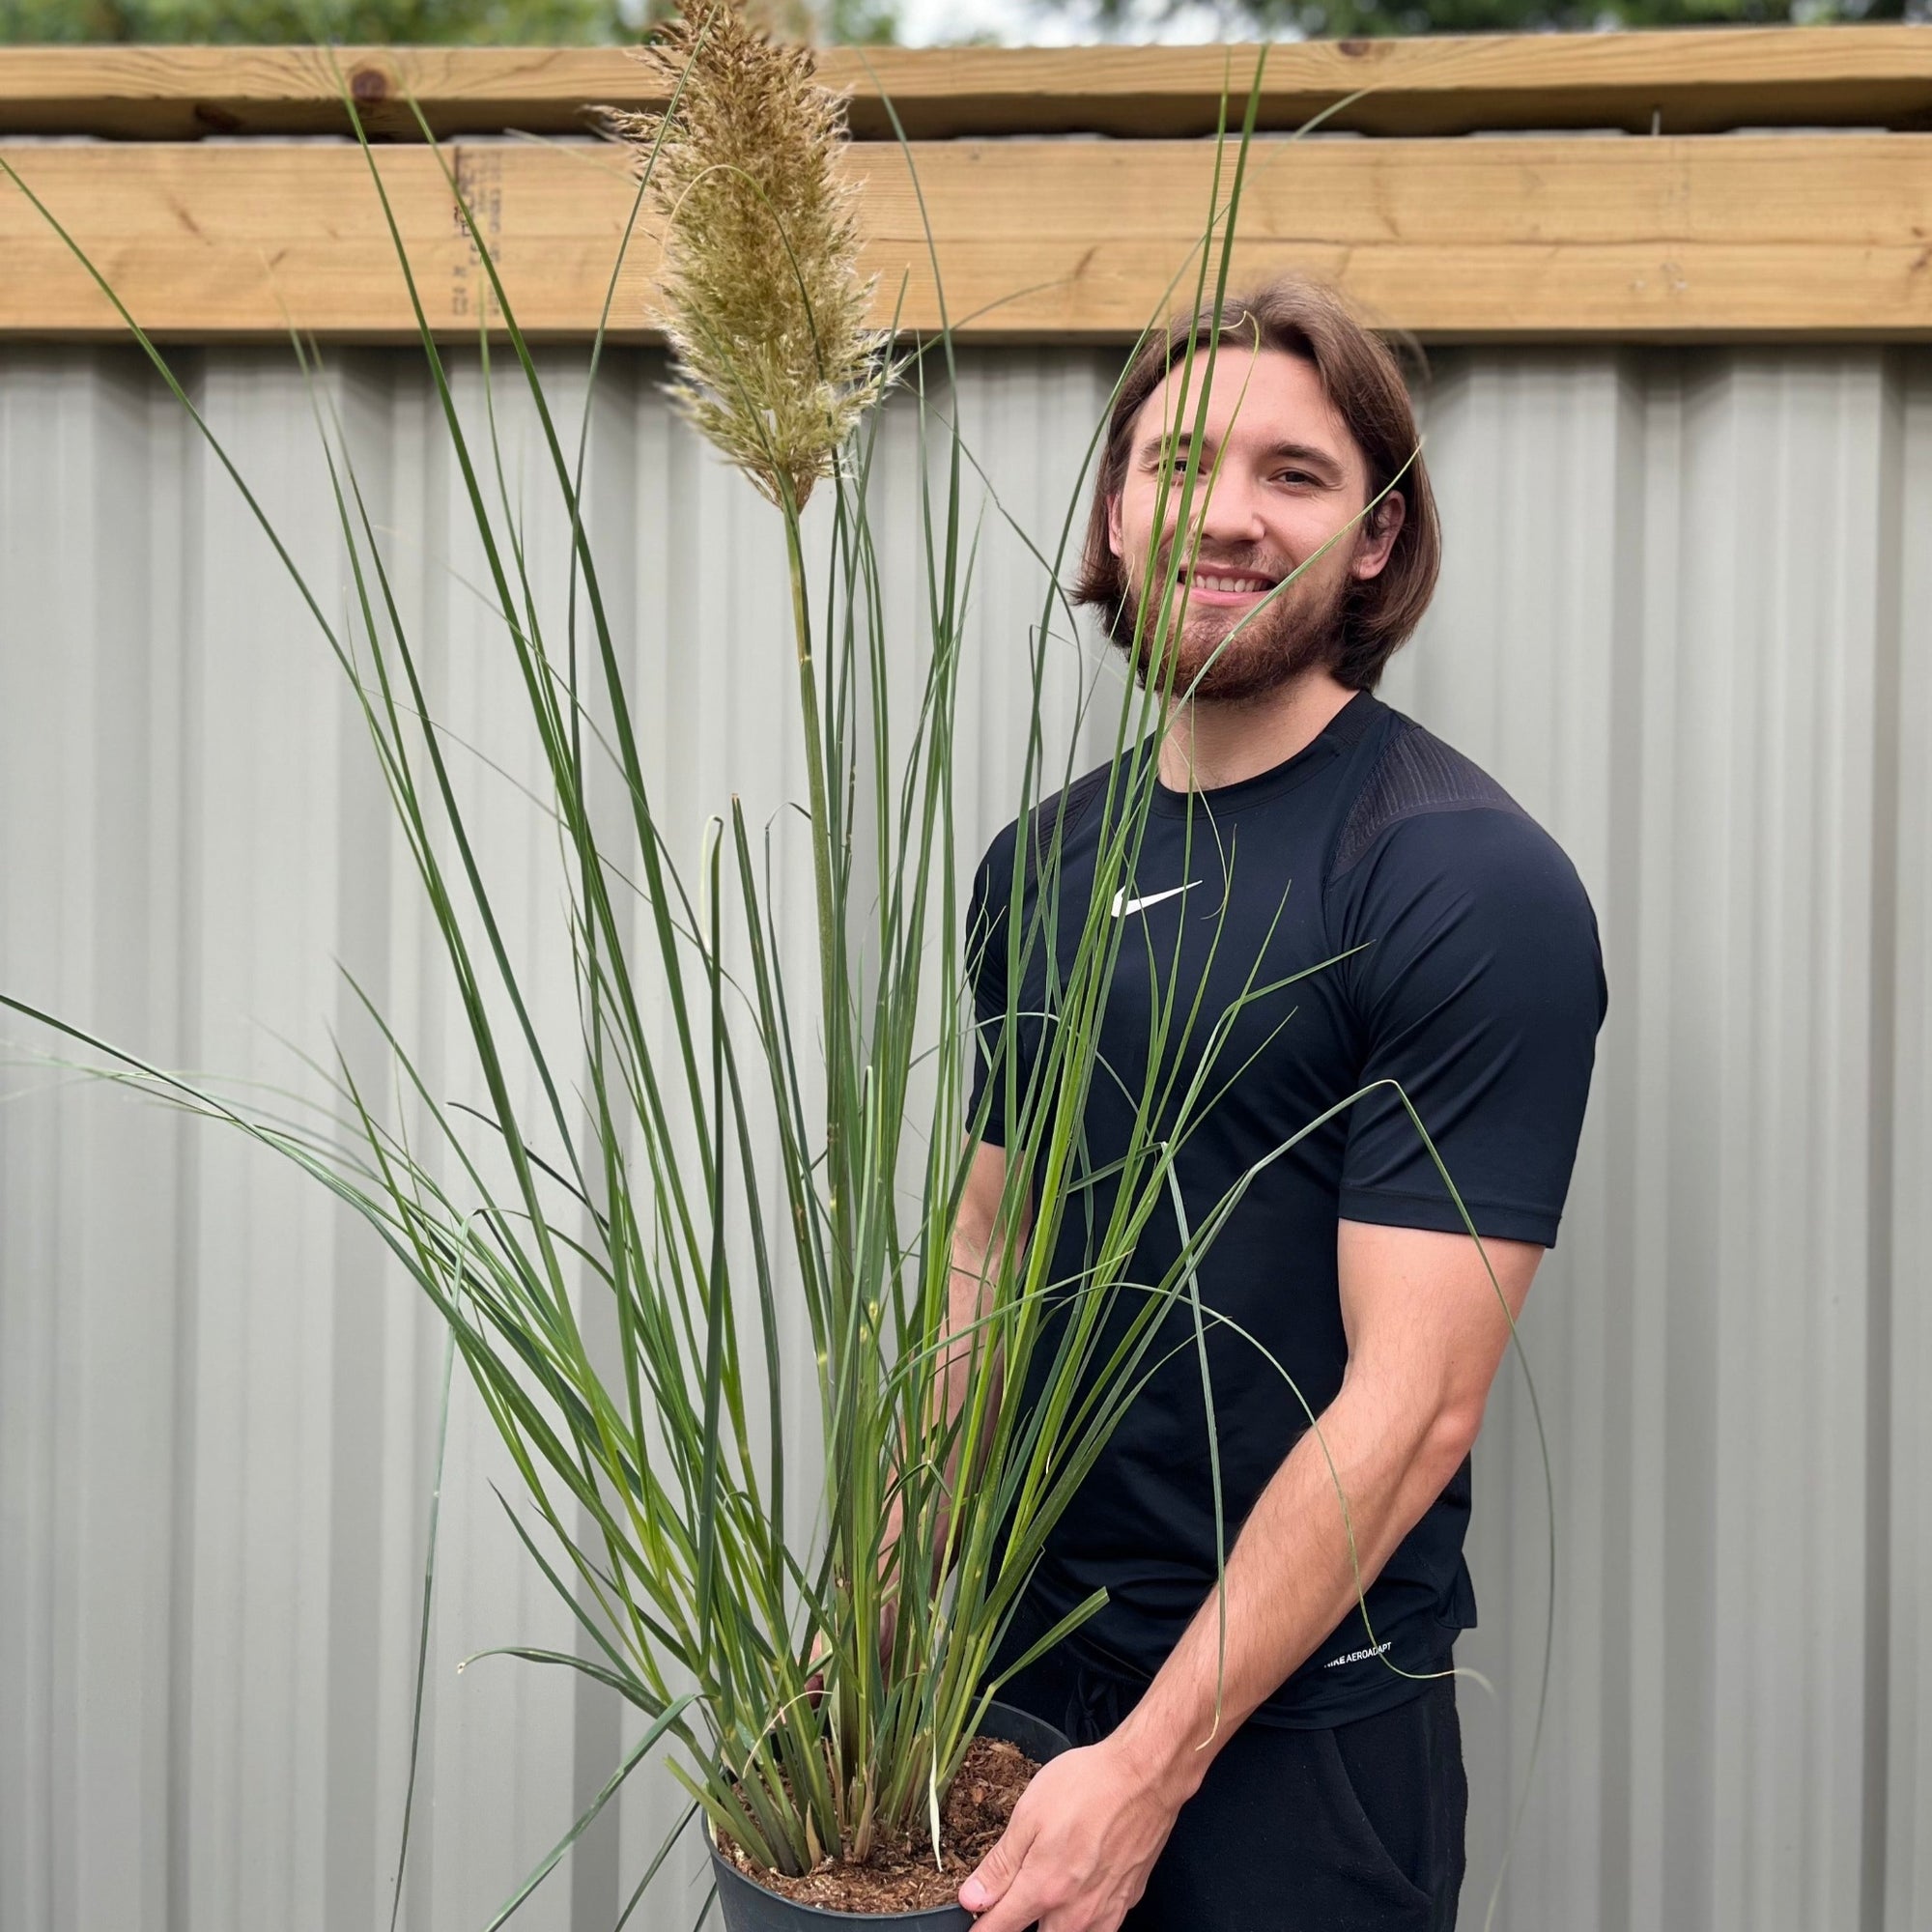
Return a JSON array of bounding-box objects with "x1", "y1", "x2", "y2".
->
[
  {"x1": 1880, "y1": 352, "x2": 1930, "y2": 1932},
  {"x1": 1, "y1": 340, "x2": 1923, "y2": 1932},
  {"x1": 1385, "y1": 346, "x2": 1921, "y2": 1932}
]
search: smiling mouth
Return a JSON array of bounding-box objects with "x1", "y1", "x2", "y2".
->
[{"x1": 1179, "y1": 565, "x2": 1280, "y2": 597}]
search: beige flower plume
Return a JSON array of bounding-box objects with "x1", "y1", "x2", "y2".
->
[{"x1": 606, "y1": 0, "x2": 888, "y2": 512}]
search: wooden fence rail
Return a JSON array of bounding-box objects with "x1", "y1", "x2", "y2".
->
[
  {"x1": 2, "y1": 31, "x2": 1928, "y2": 341},
  {"x1": 1, "y1": 30, "x2": 1928, "y2": 139}
]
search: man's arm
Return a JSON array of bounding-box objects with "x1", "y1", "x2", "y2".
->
[
  {"x1": 958, "y1": 1219, "x2": 1542, "y2": 1932},
  {"x1": 877, "y1": 1139, "x2": 1030, "y2": 1619},
  {"x1": 941, "y1": 1138, "x2": 1031, "y2": 1432}
]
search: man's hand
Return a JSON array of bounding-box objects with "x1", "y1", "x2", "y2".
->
[{"x1": 957, "y1": 1735, "x2": 1184, "y2": 1932}]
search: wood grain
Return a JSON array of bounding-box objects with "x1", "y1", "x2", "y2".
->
[
  {"x1": 0, "y1": 30, "x2": 1927, "y2": 141},
  {"x1": 3, "y1": 135, "x2": 1928, "y2": 342}
]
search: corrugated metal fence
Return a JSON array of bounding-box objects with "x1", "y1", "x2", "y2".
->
[{"x1": 2, "y1": 341, "x2": 1926, "y2": 1932}]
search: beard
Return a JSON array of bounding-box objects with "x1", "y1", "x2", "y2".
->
[{"x1": 1115, "y1": 540, "x2": 1350, "y2": 705}]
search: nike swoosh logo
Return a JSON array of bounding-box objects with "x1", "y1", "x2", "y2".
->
[{"x1": 1110, "y1": 882, "x2": 1198, "y2": 920}]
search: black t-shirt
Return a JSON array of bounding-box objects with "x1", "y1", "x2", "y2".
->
[{"x1": 966, "y1": 691, "x2": 1606, "y2": 1727}]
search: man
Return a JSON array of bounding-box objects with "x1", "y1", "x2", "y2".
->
[{"x1": 952, "y1": 280, "x2": 1606, "y2": 1931}]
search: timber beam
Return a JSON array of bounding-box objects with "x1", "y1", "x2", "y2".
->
[
  {"x1": 0, "y1": 30, "x2": 1928, "y2": 142},
  {"x1": 2, "y1": 134, "x2": 1929, "y2": 344}
]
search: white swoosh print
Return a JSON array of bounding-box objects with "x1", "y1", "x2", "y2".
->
[{"x1": 1110, "y1": 882, "x2": 1197, "y2": 920}]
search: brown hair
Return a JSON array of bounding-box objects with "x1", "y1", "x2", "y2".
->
[{"x1": 1073, "y1": 277, "x2": 1441, "y2": 692}]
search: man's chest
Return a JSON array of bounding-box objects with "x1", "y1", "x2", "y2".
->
[{"x1": 1042, "y1": 816, "x2": 1364, "y2": 1142}]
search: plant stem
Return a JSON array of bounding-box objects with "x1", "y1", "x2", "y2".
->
[
  {"x1": 782, "y1": 494, "x2": 861, "y2": 1842},
  {"x1": 782, "y1": 501, "x2": 843, "y2": 1243}
]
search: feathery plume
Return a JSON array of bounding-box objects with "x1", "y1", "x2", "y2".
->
[{"x1": 606, "y1": 0, "x2": 888, "y2": 512}]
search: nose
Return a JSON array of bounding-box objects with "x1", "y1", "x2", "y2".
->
[{"x1": 1188, "y1": 468, "x2": 1265, "y2": 549}]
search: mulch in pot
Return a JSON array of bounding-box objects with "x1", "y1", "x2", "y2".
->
[{"x1": 717, "y1": 1734, "x2": 1039, "y2": 1914}]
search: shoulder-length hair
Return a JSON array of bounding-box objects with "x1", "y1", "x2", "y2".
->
[{"x1": 1074, "y1": 277, "x2": 1441, "y2": 692}]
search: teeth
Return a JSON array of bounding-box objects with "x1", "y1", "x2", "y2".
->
[{"x1": 1191, "y1": 573, "x2": 1270, "y2": 593}]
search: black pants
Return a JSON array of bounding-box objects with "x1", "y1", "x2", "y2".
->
[{"x1": 991, "y1": 1613, "x2": 1466, "y2": 1931}]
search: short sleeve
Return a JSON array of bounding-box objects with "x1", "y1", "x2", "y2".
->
[
  {"x1": 964, "y1": 830, "x2": 1016, "y2": 1147},
  {"x1": 1332, "y1": 806, "x2": 1606, "y2": 1248}
]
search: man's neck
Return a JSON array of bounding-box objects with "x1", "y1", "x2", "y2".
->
[{"x1": 1156, "y1": 668, "x2": 1357, "y2": 794}]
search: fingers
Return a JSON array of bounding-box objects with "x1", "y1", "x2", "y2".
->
[
  {"x1": 971, "y1": 1873, "x2": 1114, "y2": 1932},
  {"x1": 962, "y1": 1877, "x2": 1048, "y2": 1932},
  {"x1": 958, "y1": 1811, "x2": 1037, "y2": 1930},
  {"x1": 960, "y1": 1828, "x2": 1138, "y2": 1932},
  {"x1": 992, "y1": 1888, "x2": 1131, "y2": 1932}
]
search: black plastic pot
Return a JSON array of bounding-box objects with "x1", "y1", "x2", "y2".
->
[{"x1": 709, "y1": 1702, "x2": 1070, "y2": 1931}]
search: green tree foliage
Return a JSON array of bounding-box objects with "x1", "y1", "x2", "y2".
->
[
  {"x1": 1061, "y1": 0, "x2": 1909, "y2": 31},
  {"x1": 6, "y1": 0, "x2": 1913, "y2": 45},
  {"x1": 0, "y1": 0, "x2": 627, "y2": 40},
  {"x1": 0, "y1": 0, "x2": 897, "y2": 44}
]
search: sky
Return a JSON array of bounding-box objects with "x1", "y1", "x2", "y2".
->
[{"x1": 894, "y1": 0, "x2": 1250, "y2": 46}]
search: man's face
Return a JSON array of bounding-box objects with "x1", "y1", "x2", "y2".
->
[{"x1": 1106, "y1": 347, "x2": 1404, "y2": 704}]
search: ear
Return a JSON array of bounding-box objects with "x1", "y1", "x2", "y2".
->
[
  {"x1": 1350, "y1": 489, "x2": 1406, "y2": 582},
  {"x1": 1106, "y1": 491, "x2": 1124, "y2": 560}
]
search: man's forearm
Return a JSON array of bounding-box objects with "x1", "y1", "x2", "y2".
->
[
  {"x1": 881, "y1": 1146, "x2": 1028, "y2": 1584},
  {"x1": 1109, "y1": 1377, "x2": 1474, "y2": 1804},
  {"x1": 923, "y1": 1227, "x2": 1009, "y2": 1554}
]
